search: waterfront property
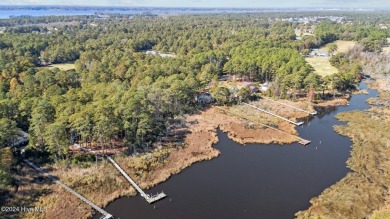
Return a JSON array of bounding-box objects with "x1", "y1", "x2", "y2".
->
[
  {"x1": 243, "y1": 103, "x2": 305, "y2": 126},
  {"x1": 261, "y1": 96, "x2": 317, "y2": 115},
  {"x1": 216, "y1": 106, "x2": 311, "y2": 145},
  {"x1": 73, "y1": 144, "x2": 167, "y2": 204},
  {"x1": 107, "y1": 156, "x2": 167, "y2": 204},
  {"x1": 23, "y1": 159, "x2": 113, "y2": 219}
]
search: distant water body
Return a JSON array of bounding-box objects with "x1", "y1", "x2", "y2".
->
[
  {"x1": 0, "y1": 6, "x2": 381, "y2": 19},
  {"x1": 0, "y1": 7, "x2": 288, "y2": 19}
]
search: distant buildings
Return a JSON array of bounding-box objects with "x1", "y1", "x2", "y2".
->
[
  {"x1": 146, "y1": 50, "x2": 158, "y2": 55},
  {"x1": 309, "y1": 49, "x2": 329, "y2": 57},
  {"x1": 281, "y1": 16, "x2": 343, "y2": 24},
  {"x1": 159, "y1": 53, "x2": 176, "y2": 58},
  {"x1": 146, "y1": 50, "x2": 176, "y2": 58},
  {"x1": 260, "y1": 82, "x2": 271, "y2": 92},
  {"x1": 379, "y1": 23, "x2": 388, "y2": 29}
]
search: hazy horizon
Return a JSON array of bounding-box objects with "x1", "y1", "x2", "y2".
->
[{"x1": 0, "y1": 0, "x2": 389, "y2": 9}]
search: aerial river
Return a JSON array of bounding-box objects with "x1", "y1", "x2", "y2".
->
[{"x1": 98, "y1": 81, "x2": 377, "y2": 219}]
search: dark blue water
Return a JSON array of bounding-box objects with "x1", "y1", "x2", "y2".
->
[{"x1": 97, "y1": 82, "x2": 377, "y2": 219}]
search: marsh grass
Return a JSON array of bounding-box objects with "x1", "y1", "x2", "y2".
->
[
  {"x1": 10, "y1": 161, "x2": 135, "y2": 219},
  {"x1": 296, "y1": 108, "x2": 390, "y2": 219}
]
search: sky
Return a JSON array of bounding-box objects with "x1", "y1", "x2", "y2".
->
[{"x1": 0, "y1": 0, "x2": 389, "y2": 8}]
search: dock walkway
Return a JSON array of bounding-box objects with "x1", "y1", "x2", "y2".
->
[
  {"x1": 106, "y1": 156, "x2": 167, "y2": 204},
  {"x1": 23, "y1": 159, "x2": 113, "y2": 219},
  {"x1": 216, "y1": 107, "x2": 311, "y2": 145},
  {"x1": 261, "y1": 96, "x2": 317, "y2": 115},
  {"x1": 74, "y1": 143, "x2": 167, "y2": 204},
  {"x1": 243, "y1": 103, "x2": 304, "y2": 126}
]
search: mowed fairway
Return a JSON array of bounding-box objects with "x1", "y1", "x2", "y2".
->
[
  {"x1": 320, "y1": 40, "x2": 356, "y2": 53},
  {"x1": 305, "y1": 57, "x2": 338, "y2": 77},
  {"x1": 48, "y1": 63, "x2": 75, "y2": 71}
]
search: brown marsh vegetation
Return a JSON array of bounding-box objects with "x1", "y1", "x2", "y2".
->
[
  {"x1": 296, "y1": 82, "x2": 390, "y2": 219},
  {"x1": 13, "y1": 96, "x2": 350, "y2": 219}
]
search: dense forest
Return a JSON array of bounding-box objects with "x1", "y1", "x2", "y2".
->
[{"x1": 0, "y1": 12, "x2": 389, "y2": 196}]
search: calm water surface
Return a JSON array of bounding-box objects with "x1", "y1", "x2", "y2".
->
[{"x1": 97, "y1": 82, "x2": 377, "y2": 219}]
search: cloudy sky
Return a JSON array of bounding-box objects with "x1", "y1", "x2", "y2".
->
[{"x1": 0, "y1": 0, "x2": 389, "y2": 8}]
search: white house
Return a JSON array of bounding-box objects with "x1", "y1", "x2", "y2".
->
[
  {"x1": 146, "y1": 50, "x2": 158, "y2": 55},
  {"x1": 146, "y1": 50, "x2": 176, "y2": 58},
  {"x1": 310, "y1": 49, "x2": 329, "y2": 57},
  {"x1": 260, "y1": 82, "x2": 271, "y2": 92}
]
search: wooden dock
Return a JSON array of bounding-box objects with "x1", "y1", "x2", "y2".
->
[
  {"x1": 23, "y1": 159, "x2": 113, "y2": 219},
  {"x1": 298, "y1": 139, "x2": 311, "y2": 146},
  {"x1": 215, "y1": 107, "x2": 311, "y2": 146},
  {"x1": 106, "y1": 156, "x2": 167, "y2": 204},
  {"x1": 74, "y1": 143, "x2": 167, "y2": 204},
  {"x1": 261, "y1": 96, "x2": 317, "y2": 115},
  {"x1": 243, "y1": 103, "x2": 304, "y2": 126}
]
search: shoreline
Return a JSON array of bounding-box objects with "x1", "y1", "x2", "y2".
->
[
  {"x1": 296, "y1": 78, "x2": 390, "y2": 219},
  {"x1": 12, "y1": 97, "x2": 351, "y2": 219}
]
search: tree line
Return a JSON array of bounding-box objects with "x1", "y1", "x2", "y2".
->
[{"x1": 0, "y1": 13, "x2": 389, "y2": 193}]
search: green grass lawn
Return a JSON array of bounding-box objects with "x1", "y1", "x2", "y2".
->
[
  {"x1": 305, "y1": 57, "x2": 338, "y2": 77},
  {"x1": 48, "y1": 63, "x2": 75, "y2": 71},
  {"x1": 320, "y1": 40, "x2": 357, "y2": 54}
]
